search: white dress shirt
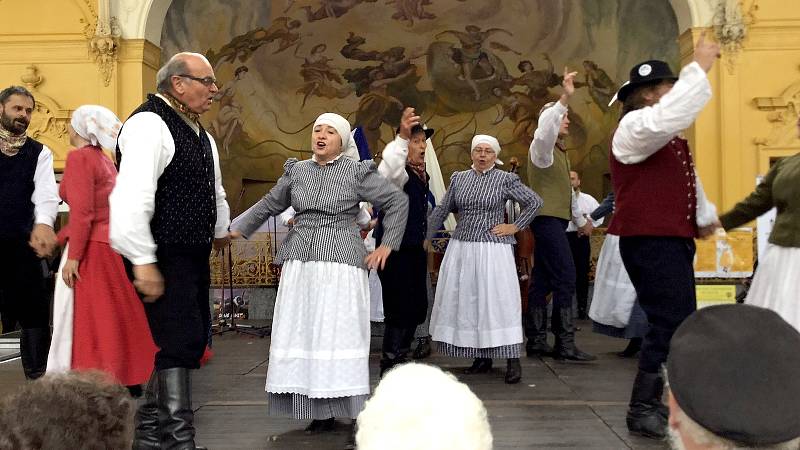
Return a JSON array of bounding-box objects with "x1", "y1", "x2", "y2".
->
[
  {"x1": 378, "y1": 135, "x2": 411, "y2": 188},
  {"x1": 33, "y1": 145, "x2": 59, "y2": 226},
  {"x1": 529, "y1": 101, "x2": 588, "y2": 228},
  {"x1": 612, "y1": 61, "x2": 718, "y2": 227},
  {"x1": 110, "y1": 95, "x2": 230, "y2": 265},
  {"x1": 566, "y1": 191, "x2": 603, "y2": 232},
  {"x1": 529, "y1": 100, "x2": 567, "y2": 169}
]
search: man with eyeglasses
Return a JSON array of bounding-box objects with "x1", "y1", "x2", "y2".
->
[{"x1": 110, "y1": 52, "x2": 230, "y2": 450}]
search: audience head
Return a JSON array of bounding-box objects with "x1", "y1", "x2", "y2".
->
[
  {"x1": 357, "y1": 363, "x2": 493, "y2": 450},
  {"x1": 666, "y1": 305, "x2": 800, "y2": 450},
  {"x1": 0, "y1": 371, "x2": 135, "y2": 450}
]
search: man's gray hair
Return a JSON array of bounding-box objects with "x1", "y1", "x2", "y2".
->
[{"x1": 155, "y1": 52, "x2": 210, "y2": 94}]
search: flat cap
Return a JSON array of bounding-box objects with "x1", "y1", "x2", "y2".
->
[{"x1": 667, "y1": 304, "x2": 800, "y2": 446}]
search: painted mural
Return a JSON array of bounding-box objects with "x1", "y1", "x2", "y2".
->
[{"x1": 161, "y1": 0, "x2": 679, "y2": 214}]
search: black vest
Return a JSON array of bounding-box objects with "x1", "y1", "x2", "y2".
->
[
  {"x1": 119, "y1": 95, "x2": 216, "y2": 245},
  {"x1": 376, "y1": 167, "x2": 428, "y2": 248},
  {"x1": 0, "y1": 138, "x2": 43, "y2": 239}
]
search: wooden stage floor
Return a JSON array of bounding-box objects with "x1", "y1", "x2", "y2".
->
[{"x1": 0, "y1": 322, "x2": 669, "y2": 449}]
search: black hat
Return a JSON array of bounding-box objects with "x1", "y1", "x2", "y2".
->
[
  {"x1": 667, "y1": 304, "x2": 800, "y2": 446},
  {"x1": 615, "y1": 60, "x2": 678, "y2": 103},
  {"x1": 396, "y1": 124, "x2": 434, "y2": 140}
]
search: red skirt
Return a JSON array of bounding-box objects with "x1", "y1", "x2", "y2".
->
[{"x1": 72, "y1": 241, "x2": 158, "y2": 385}]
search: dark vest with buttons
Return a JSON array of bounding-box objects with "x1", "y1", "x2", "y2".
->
[
  {"x1": 375, "y1": 167, "x2": 428, "y2": 248},
  {"x1": 0, "y1": 138, "x2": 44, "y2": 239},
  {"x1": 607, "y1": 137, "x2": 697, "y2": 238},
  {"x1": 119, "y1": 94, "x2": 216, "y2": 245}
]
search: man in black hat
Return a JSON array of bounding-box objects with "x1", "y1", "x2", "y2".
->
[
  {"x1": 375, "y1": 106, "x2": 433, "y2": 375},
  {"x1": 665, "y1": 304, "x2": 800, "y2": 450},
  {"x1": 606, "y1": 32, "x2": 722, "y2": 439}
]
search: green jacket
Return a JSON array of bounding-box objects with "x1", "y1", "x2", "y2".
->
[{"x1": 720, "y1": 152, "x2": 800, "y2": 248}]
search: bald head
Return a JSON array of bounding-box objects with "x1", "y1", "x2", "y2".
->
[
  {"x1": 156, "y1": 52, "x2": 212, "y2": 94},
  {"x1": 156, "y1": 52, "x2": 218, "y2": 115}
]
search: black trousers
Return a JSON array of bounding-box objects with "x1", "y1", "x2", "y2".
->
[
  {"x1": 378, "y1": 245, "x2": 428, "y2": 328},
  {"x1": 527, "y1": 216, "x2": 576, "y2": 310},
  {"x1": 566, "y1": 231, "x2": 591, "y2": 314},
  {"x1": 127, "y1": 244, "x2": 212, "y2": 371},
  {"x1": 0, "y1": 238, "x2": 49, "y2": 332},
  {"x1": 619, "y1": 236, "x2": 696, "y2": 374}
]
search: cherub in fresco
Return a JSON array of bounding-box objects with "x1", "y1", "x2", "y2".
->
[
  {"x1": 341, "y1": 35, "x2": 425, "y2": 97},
  {"x1": 355, "y1": 66, "x2": 415, "y2": 152},
  {"x1": 211, "y1": 66, "x2": 249, "y2": 156},
  {"x1": 207, "y1": 18, "x2": 302, "y2": 69},
  {"x1": 296, "y1": 43, "x2": 353, "y2": 108},
  {"x1": 302, "y1": 0, "x2": 378, "y2": 22},
  {"x1": 490, "y1": 86, "x2": 539, "y2": 147},
  {"x1": 388, "y1": 0, "x2": 436, "y2": 26},
  {"x1": 507, "y1": 54, "x2": 562, "y2": 101},
  {"x1": 435, "y1": 25, "x2": 514, "y2": 101},
  {"x1": 582, "y1": 60, "x2": 617, "y2": 112}
]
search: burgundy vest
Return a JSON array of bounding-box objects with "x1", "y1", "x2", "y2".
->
[{"x1": 607, "y1": 137, "x2": 697, "y2": 238}]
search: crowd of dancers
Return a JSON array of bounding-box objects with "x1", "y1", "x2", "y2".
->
[{"x1": 0, "y1": 29, "x2": 799, "y2": 449}]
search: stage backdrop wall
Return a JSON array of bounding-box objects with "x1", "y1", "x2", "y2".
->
[{"x1": 159, "y1": 0, "x2": 680, "y2": 213}]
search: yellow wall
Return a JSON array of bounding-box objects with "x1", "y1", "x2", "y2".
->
[
  {"x1": 1, "y1": 0, "x2": 799, "y2": 214},
  {"x1": 0, "y1": 0, "x2": 158, "y2": 171},
  {"x1": 684, "y1": 0, "x2": 800, "y2": 213}
]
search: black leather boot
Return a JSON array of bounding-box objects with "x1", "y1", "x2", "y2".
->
[
  {"x1": 133, "y1": 373, "x2": 160, "y2": 450},
  {"x1": 157, "y1": 368, "x2": 206, "y2": 450},
  {"x1": 20, "y1": 328, "x2": 50, "y2": 380},
  {"x1": 463, "y1": 358, "x2": 493, "y2": 374},
  {"x1": 552, "y1": 306, "x2": 596, "y2": 362},
  {"x1": 379, "y1": 326, "x2": 412, "y2": 377},
  {"x1": 504, "y1": 358, "x2": 522, "y2": 384},
  {"x1": 626, "y1": 371, "x2": 667, "y2": 439},
  {"x1": 617, "y1": 338, "x2": 642, "y2": 358},
  {"x1": 343, "y1": 420, "x2": 356, "y2": 449},
  {"x1": 412, "y1": 335, "x2": 432, "y2": 359},
  {"x1": 304, "y1": 418, "x2": 335, "y2": 435},
  {"x1": 525, "y1": 304, "x2": 552, "y2": 357}
]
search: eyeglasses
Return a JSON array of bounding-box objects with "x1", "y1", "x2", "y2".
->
[
  {"x1": 177, "y1": 74, "x2": 217, "y2": 87},
  {"x1": 472, "y1": 148, "x2": 496, "y2": 155}
]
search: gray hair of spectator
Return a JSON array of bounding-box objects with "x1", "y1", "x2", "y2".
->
[
  {"x1": 664, "y1": 370, "x2": 800, "y2": 450},
  {"x1": 155, "y1": 52, "x2": 211, "y2": 94},
  {"x1": 0, "y1": 85, "x2": 35, "y2": 107},
  {"x1": 356, "y1": 363, "x2": 493, "y2": 450}
]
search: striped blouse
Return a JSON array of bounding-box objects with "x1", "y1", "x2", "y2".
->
[
  {"x1": 233, "y1": 157, "x2": 408, "y2": 269},
  {"x1": 427, "y1": 167, "x2": 542, "y2": 244}
]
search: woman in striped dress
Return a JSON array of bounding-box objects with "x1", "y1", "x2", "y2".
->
[
  {"x1": 231, "y1": 113, "x2": 408, "y2": 439},
  {"x1": 427, "y1": 135, "x2": 542, "y2": 384}
]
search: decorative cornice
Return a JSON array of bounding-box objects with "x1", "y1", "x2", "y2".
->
[
  {"x1": 712, "y1": 0, "x2": 759, "y2": 74},
  {"x1": 79, "y1": 0, "x2": 121, "y2": 86}
]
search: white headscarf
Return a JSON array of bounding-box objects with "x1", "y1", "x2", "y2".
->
[
  {"x1": 471, "y1": 134, "x2": 504, "y2": 165},
  {"x1": 70, "y1": 105, "x2": 122, "y2": 149},
  {"x1": 313, "y1": 112, "x2": 352, "y2": 157},
  {"x1": 342, "y1": 129, "x2": 360, "y2": 162}
]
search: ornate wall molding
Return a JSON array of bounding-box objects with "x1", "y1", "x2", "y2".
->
[
  {"x1": 19, "y1": 65, "x2": 73, "y2": 167},
  {"x1": 713, "y1": 0, "x2": 759, "y2": 74},
  {"x1": 752, "y1": 66, "x2": 800, "y2": 151},
  {"x1": 78, "y1": 0, "x2": 121, "y2": 86}
]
